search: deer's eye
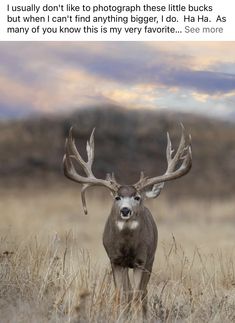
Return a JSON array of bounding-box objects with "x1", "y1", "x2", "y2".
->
[
  {"x1": 134, "y1": 196, "x2": 140, "y2": 201},
  {"x1": 115, "y1": 196, "x2": 121, "y2": 201}
]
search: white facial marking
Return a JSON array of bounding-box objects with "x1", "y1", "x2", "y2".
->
[
  {"x1": 115, "y1": 195, "x2": 141, "y2": 220},
  {"x1": 119, "y1": 197, "x2": 134, "y2": 209},
  {"x1": 117, "y1": 197, "x2": 140, "y2": 209}
]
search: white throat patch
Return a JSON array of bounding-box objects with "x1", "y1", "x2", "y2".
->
[{"x1": 116, "y1": 220, "x2": 139, "y2": 231}]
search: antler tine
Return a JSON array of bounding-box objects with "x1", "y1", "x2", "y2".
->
[
  {"x1": 166, "y1": 132, "x2": 173, "y2": 164},
  {"x1": 63, "y1": 126, "x2": 120, "y2": 214},
  {"x1": 134, "y1": 171, "x2": 147, "y2": 190},
  {"x1": 134, "y1": 124, "x2": 192, "y2": 191},
  {"x1": 167, "y1": 124, "x2": 186, "y2": 173},
  {"x1": 68, "y1": 127, "x2": 93, "y2": 176},
  {"x1": 63, "y1": 138, "x2": 84, "y2": 183},
  {"x1": 86, "y1": 128, "x2": 95, "y2": 169},
  {"x1": 172, "y1": 124, "x2": 186, "y2": 159},
  {"x1": 81, "y1": 184, "x2": 92, "y2": 215},
  {"x1": 139, "y1": 171, "x2": 145, "y2": 181}
]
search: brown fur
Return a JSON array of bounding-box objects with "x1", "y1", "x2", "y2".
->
[{"x1": 103, "y1": 185, "x2": 158, "y2": 316}]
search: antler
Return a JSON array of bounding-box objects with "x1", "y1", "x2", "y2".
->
[
  {"x1": 63, "y1": 127, "x2": 120, "y2": 214},
  {"x1": 134, "y1": 124, "x2": 192, "y2": 191}
]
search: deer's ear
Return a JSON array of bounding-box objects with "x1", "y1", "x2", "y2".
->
[{"x1": 144, "y1": 183, "x2": 164, "y2": 199}]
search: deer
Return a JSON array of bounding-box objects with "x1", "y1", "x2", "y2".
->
[{"x1": 63, "y1": 125, "x2": 192, "y2": 316}]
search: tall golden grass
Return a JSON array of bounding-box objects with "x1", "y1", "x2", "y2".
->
[{"x1": 0, "y1": 185, "x2": 235, "y2": 322}]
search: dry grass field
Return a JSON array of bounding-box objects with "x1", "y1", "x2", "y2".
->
[{"x1": 0, "y1": 184, "x2": 235, "y2": 322}]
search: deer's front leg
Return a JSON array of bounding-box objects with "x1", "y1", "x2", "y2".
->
[
  {"x1": 133, "y1": 267, "x2": 149, "y2": 320},
  {"x1": 133, "y1": 267, "x2": 144, "y2": 294},
  {"x1": 112, "y1": 264, "x2": 131, "y2": 304},
  {"x1": 112, "y1": 264, "x2": 125, "y2": 289}
]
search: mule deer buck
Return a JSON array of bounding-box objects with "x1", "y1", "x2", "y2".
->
[{"x1": 63, "y1": 125, "x2": 192, "y2": 314}]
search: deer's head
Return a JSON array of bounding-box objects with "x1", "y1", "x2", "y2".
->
[{"x1": 63, "y1": 125, "x2": 192, "y2": 215}]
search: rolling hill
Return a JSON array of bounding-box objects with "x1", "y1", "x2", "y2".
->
[{"x1": 0, "y1": 106, "x2": 234, "y2": 198}]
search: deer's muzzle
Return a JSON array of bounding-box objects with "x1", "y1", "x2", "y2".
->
[{"x1": 120, "y1": 207, "x2": 131, "y2": 218}]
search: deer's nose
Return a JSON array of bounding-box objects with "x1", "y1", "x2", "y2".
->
[{"x1": 121, "y1": 207, "x2": 131, "y2": 217}]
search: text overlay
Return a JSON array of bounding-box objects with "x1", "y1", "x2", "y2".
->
[{"x1": 0, "y1": 0, "x2": 234, "y2": 41}]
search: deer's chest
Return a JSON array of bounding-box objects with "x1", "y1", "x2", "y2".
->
[
  {"x1": 103, "y1": 218, "x2": 144, "y2": 268},
  {"x1": 113, "y1": 231, "x2": 144, "y2": 268},
  {"x1": 114, "y1": 244, "x2": 142, "y2": 268}
]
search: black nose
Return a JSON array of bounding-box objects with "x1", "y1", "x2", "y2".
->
[{"x1": 121, "y1": 207, "x2": 131, "y2": 217}]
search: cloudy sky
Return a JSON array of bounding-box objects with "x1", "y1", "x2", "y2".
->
[{"x1": 0, "y1": 42, "x2": 235, "y2": 119}]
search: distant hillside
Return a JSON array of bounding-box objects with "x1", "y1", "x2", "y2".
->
[{"x1": 0, "y1": 106, "x2": 234, "y2": 198}]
